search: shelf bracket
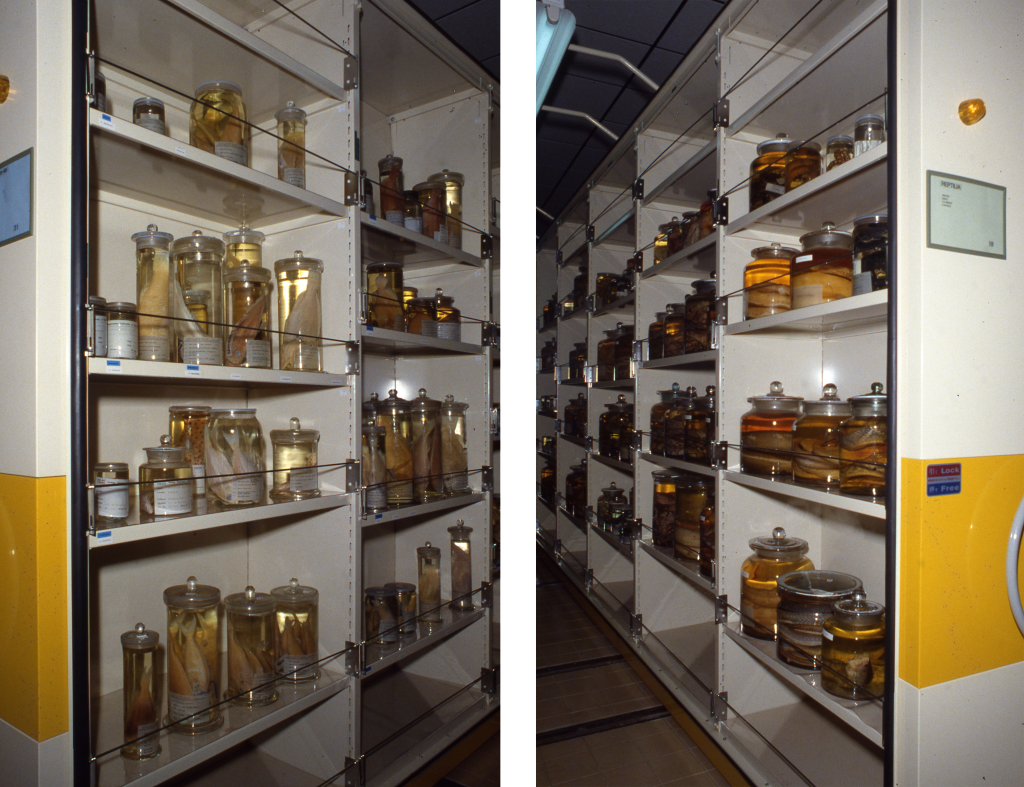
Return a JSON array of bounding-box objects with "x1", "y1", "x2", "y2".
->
[
  {"x1": 345, "y1": 640, "x2": 364, "y2": 677},
  {"x1": 553, "y1": 538, "x2": 563, "y2": 555},
  {"x1": 586, "y1": 224, "x2": 595, "y2": 243},
  {"x1": 585, "y1": 435, "x2": 594, "y2": 452},
  {"x1": 712, "y1": 441, "x2": 729, "y2": 469},
  {"x1": 632, "y1": 178, "x2": 645, "y2": 202},
  {"x1": 345, "y1": 342, "x2": 360, "y2": 374},
  {"x1": 631, "y1": 429, "x2": 643, "y2": 452},
  {"x1": 490, "y1": 405, "x2": 500, "y2": 436},
  {"x1": 344, "y1": 171, "x2": 360, "y2": 206},
  {"x1": 344, "y1": 756, "x2": 361, "y2": 787},
  {"x1": 482, "y1": 322, "x2": 499, "y2": 347},
  {"x1": 553, "y1": 418, "x2": 562, "y2": 434},
  {"x1": 711, "y1": 691, "x2": 729, "y2": 723},
  {"x1": 712, "y1": 194, "x2": 729, "y2": 227},
  {"x1": 343, "y1": 56, "x2": 358, "y2": 90},
  {"x1": 358, "y1": 291, "x2": 369, "y2": 324},
  {"x1": 585, "y1": 293, "x2": 595, "y2": 312},
  {"x1": 629, "y1": 611, "x2": 643, "y2": 641},
  {"x1": 632, "y1": 518, "x2": 643, "y2": 542},
  {"x1": 346, "y1": 462, "x2": 361, "y2": 494},
  {"x1": 480, "y1": 233, "x2": 493, "y2": 259},
  {"x1": 583, "y1": 567, "x2": 594, "y2": 591},
  {"x1": 481, "y1": 465, "x2": 494, "y2": 492},
  {"x1": 481, "y1": 666, "x2": 499, "y2": 696},
  {"x1": 480, "y1": 581, "x2": 493, "y2": 608},
  {"x1": 715, "y1": 594, "x2": 729, "y2": 625},
  {"x1": 713, "y1": 97, "x2": 730, "y2": 130},
  {"x1": 584, "y1": 365, "x2": 596, "y2": 384},
  {"x1": 556, "y1": 249, "x2": 563, "y2": 266}
]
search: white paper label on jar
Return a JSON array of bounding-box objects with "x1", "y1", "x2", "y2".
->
[
  {"x1": 740, "y1": 602, "x2": 755, "y2": 622},
  {"x1": 448, "y1": 232, "x2": 462, "y2": 250},
  {"x1": 278, "y1": 653, "x2": 317, "y2": 680},
  {"x1": 135, "y1": 116, "x2": 165, "y2": 135},
  {"x1": 366, "y1": 485, "x2": 387, "y2": 510},
  {"x1": 214, "y1": 141, "x2": 247, "y2": 165},
  {"x1": 282, "y1": 168, "x2": 305, "y2": 188},
  {"x1": 244, "y1": 339, "x2": 271, "y2": 368},
  {"x1": 296, "y1": 343, "x2": 321, "y2": 370},
  {"x1": 404, "y1": 217, "x2": 422, "y2": 234},
  {"x1": 854, "y1": 139, "x2": 881, "y2": 157},
  {"x1": 766, "y1": 182, "x2": 786, "y2": 195},
  {"x1": 385, "y1": 210, "x2": 404, "y2": 224},
  {"x1": 183, "y1": 336, "x2": 223, "y2": 365},
  {"x1": 436, "y1": 322, "x2": 461, "y2": 342},
  {"x1": 852, "y1": 272, "x2": 873, "y2": 296},
  {"x1": 223, "y1": 474, "x2": 264, "y2": 503},
  {"x1": 288, "y1": 467, "x2": 318, "y2": 492},
  {"x1": 418, "y1": 320, "x2": 438, "y2": 339},
  {"x1": 153, "y1": 479, "x2": 193, "y2": 515},
  {"x1": 107, "y1": 320, "x2": 138, "y2": 359},
  {"x1": 823, "y1": 628, "x2": 834, "y2": 641},
  {"x1": 169, "y1": 690, "x2": 211, "y2": 722},
  {"x1": 192, "y1": 464, "x2": 206, "y2": 495},
  {"x1": 792, "y1": 284, "x2": 824, "y2": 309},
  {"x1": 133, "y1": 720, "x2": 160, "y2": 756},
  {"x1": 433, "y1": 226, "x2": 449, "y2": 244},
  {"x1": 447, "y1": 473, "x2": 469, "y2": 491},
  {"x1": 93, "y1": 314, "x2": 107, "y2": 357},
  {"x1": 139, "y1": 335, "x2": 170, "y2": 362},
  {"x1": 740, "y1": 570, "x2": 749, "y2": 579},
  {"x1": 95, "y1": 476, "x2": 129, "y2": 519},
  {"x1": 246, "y1": 671, "x2": 275, "y2": 702}
]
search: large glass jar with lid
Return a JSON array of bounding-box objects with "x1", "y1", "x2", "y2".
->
[
  {"x1": 777, "y1": 570, "x2": 862, "y2": 668},
  {"x1": 662, "y1": 303, "x2": 687, "y2": 358},
  {"x1": 225, "y1": 586, "x2": 277, "y2": 707},
  {"x1": 164, "y1": 576, "x2": 222, "y2": 732},
  {"x1": 429, "y1": 169, "x2": 465, "y2": 249},
  {"x1": 854, "y1": 114, "x2": 886, "y2": 157},
  {"x1": 565, "y1": 460, "x2": 587, "y2": 518},
  {"x1": 853, "y1": 214, "x2": 888, "y2": 294},
  {"x1": 411, "y1": 389, "x2": 442, "y2": 503},
  {"x1": 596, "y1": 483, "x2": 627, "y2": 530},
  {"x1": 223, "y1": 263, "x2": 272, "y2": 368},
  {"x1": 685, "y1": 385, "x2": 716, "y2": 465},
  {"x1": 740, "y1": 381, "x2": 803, "y2": 476},
  {"x1": 169, "y1": 405, "x2": 210, "y2": 496},
  {"x1": 274, "y1": 251, "x2": 323, "y2": 371},
  {"x1": 223, "y1": 226, "x2": 265, "y2": 268},
  {"x1": 440, "y1": 395, "x2": 470, "y2": 496},
  {"x1": 271, "y1": 578, "x2": 320, "y2": 681},
  {"x1": 613, "y1": 324, "x2": 635, "y2": 380},
  {"x1": 133, "y1": 224, "x2": 174, "y2": 362},
  {"x1": 540, "y1": 339, "x2": 557, "y2": 373},
  {"x1": 377, "y1": 390, "x2": 413, "y2": 505},
  {"x1": 664, "y1": 385, "x2": 698, "y2": 459},
  {"x1": 417, "y1": 542, "x2": 443, "y2": 622},
  {"x1": 793, "y1": 384, "x2": 851, "y2": 487},
  {"x1": 595, "y1": 273, "x2": 618, "y2": 308},
  {"x1": 366, "y1": 260, "x2": 405, "y2": 331},
  {"x1": 569, "y1": 341, "x2": 587, "y2": 380},
  {"x1": 744, "y1": 244, "x2": 797, "y2": 320},
  {"x1": 206, "y1": 409, "x2": 265, "y2": 506},
  {"x1": 190, "y1": 80, "x2": 248, "y2": 165},
  {"x1": 275, "y1": 102, "x2": 307, "y2": 187},
  {"x1": 684, "y1": 279, "x2": 716, "y2": 354},
  {"x1": 434, "y1": 288, "x2": 462, "y2": 342},
  {"x1": 120, "y1": 623, "x2": 160, "y2": 760},
  {"x1": 565, "y1": 392, "x2": 587, "y2": 438},
  {"x1": 414, "y1": 180, "x2": 448, "y2": 243},
  {"x1": 172, "y1": 230, "x2": 225, "y2": 365},
  {"x1": 749, "y1": 134, "x2": 791, "y2": 210},
  {"x1": 651, "y1": 470, "x2": 679, "y2": 548},
  {"x1": 674, "y1": 477, "x2": 712, "y2": 561},
  {"x1": 821, "y1": 591, "x2": 886, "y2": 699},
  {"x1": 598, "y1": 395, "x2": 631, "y2": 460},
  {"x1": 840, "y1": 383, "x2": 887, "y2": 497},
  {"x1": 378, "y1": 155, "x2": 405, "y2": 223},
  {"x1": 448, "y1": 521, "x2": 475, "y2": 609},
  {"x1": 654, "y1": 218, "x2": 682, "y2": 263},
  {"x1": 650, "y1": 383, "x2": 681, "y2": 456},
  {"x1": 784, "y1": 141, "x2": 821, "y2": 191},
  {"x1": 407, "y1": 297, "x2": 436, "y2": 336},
  {"x1": 270, "y1": 417, "x2": 320, "y2": 501},
  {"x1": 792, "y1": 222, "x2": 853, "y2": 308},
  {"x1": 362, "y1": 424, "x2": 388, "y2": 513},
  {"x1": 139, "y1": 435, "x2": 193, "y2": 518},
  {"x1": 597, "y1": 324, "x2": 621, "y2": 382},
  {"x1": 647, "y1": 312, "x2": 666, "y2": 360},
  {"x1": 740, "y1": 528, "x2": 814, "y2": 639}
]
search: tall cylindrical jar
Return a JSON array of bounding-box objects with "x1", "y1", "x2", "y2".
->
[
  {"x1": 164, "y1": 576, "x2": 222, "y2": 733},
  {"x1": 429, "y1": 169, "x2": 465, "y2": 249},
  {"x1": 792, "y1": 384, "x2": 851, "y2": 487},
  {"x1": 792, "y1": 222, "x2": 853, "y2": 308},
  {"x1": 647, "y1": 311, "x2": 666, "y2": 360},
  {"x1": 206, "y1": 409, "x2": 265, "y2": 506},
  {"x1": 385, "y1": 582, "x2": 418, "y2": 634},
  {"x1": 674, "y1": 477, "x2": 712, "y2": 561},
  {"x1": 440, "y1": 395, "x2": 470, "y2": 496},
  {"x1": 434, "y1": 289, "x2": 462, "y2": 342},
  {"x1": 378, "y1": 390, "x2": 413, "y2": 505},
  {"x1": 139, "y1": 436, "x2": 193, "y2": 518},
  {"x1": 223, "y1": 263, "x2": 272, "y2": 368},
  {"x1": 840, "y1": 383, "x2": 887, "y2": 497},
  {"x1": 270, "y1": 417, "x2": 320, "y2": 501},
  {"x1": 366, "y1": 260, "x2": 405, "y2": 331},
  {"x1": 362, "y1": 424, "x2": 388, "y2": 513},
  {"x1": 190, "y1": 80, "x2": 248, "y2": 165},
  {"x1": 403, "y1": 190, "x2": 423, "y2": 233},
  {"x1": 107, "y1": 302, "x2": 139, "y2": 360},
  {"x1": 378, "y1": 155, "x2": 405, "y2": 223},
  {"x1": 448, "y1": 521, "x2": 474, "y2": 610},
  {"x1": 749, "y1": 134, "x2": 791, "y2": 210},
  {"x1": 662, "y1": 303, "x2": 686, "y2": 358},
  {"x1": 744, "y1": 244, "x2": 796, "y2": 320},
  {"x1": 223, "y1": 227, "x2": 265, "y2": 269},
  {"x1": 417, "y1": 542, "x2": 443, "y2": 622},
  {"x1": 172, "y1": 231, "x2": 225, "y2": 365},
  {"x1": 740, "y1": 382, "x2": 803, "y2": 477},
  {"x1": 776, "y1": 570, "x2": 862, "y2": 668},
  {"x1": 133, "y1": 224, "x2": 174, "y2": 362},
  {"x1": 822, "y1": 591, "x2": 885, "y2": 699},
  {"x1": 740, "y1": 528, "x2": 813, "y2": 640},
  {"x1": 120, "y1": 623, "x2": 161, "y2": 760},
  {"x1": 276, "y1": 101, "x2": 307, "y2": 188},
  {"x1": 414, "y1": 180, "x2": 448, "y2": 243},
  {"x1": 685, "y1": 385, "x2": 716, "y2": 465},
  {"x1": 274, "y1": 251, "x2": 324, "y2": 371},
  {"x1": 89, "y1": 295, "x2": 108, "y2": 357},
  {"x1": 684, "y1": 279, "x2": 716, "y2": 354},
  {"x1": 169, "y1": 405, "x2": 211, "y2": 497},
  {"x1": 597, "y1": 324, "x2": 621, "y2": 382},
  {"x1": 651, "y1": 470, "x2": 680, "y2": 548},
  {"x1": 411, "y1": 389, "x2": 443, "y2": 503},
  {"x1": 598, "y1": 395, "x2": 631, "y2": 459},
  {"x1": 95, "y1": 462, "x2": 130, "y2": 523},
  {"x1": 225, "y1": 586, "x2": 277, "y2": 706},
  {"x1": 650, "y1": 383, "x2": 681, "y2": 456},
  {"x1": 271, "y1": 578, "x2": 320, "y2": 681},
  {"x1": 664, "y1": 385, "x2": 698, "y2": 459}
]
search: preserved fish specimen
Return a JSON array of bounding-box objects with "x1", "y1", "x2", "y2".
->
[
  {"x1": 366, "y1": 261, "x2": 405, "y2": 331},
  {"x1": 172, "y1": 231, "x2": 225, "y2": 365},
  {"x1": 411, "y1": 389, "x2": 443, "y2": 502},
  {"x1": 822, "y1": 591, "x2": 885, "y2": 699},
  {"x1": 449, "y1": 521, "x2": 474, "y2": 609},
  {"x1": 121, "y1": 623, "x2": 160, "y2": 760},
  {"x1": 225, "y1": 586, "x2": 277, "y2": 706},
  {"x1": 271, "y1": 578, "x2": 320, "y2": 681},
  {"x1": 378, "y1": 390, "x2": 414, "y2": 505},
  {"x1": 169, "y1": 405, "x2": 210, "y2": 496},
  {"x1": 740, "y1": 382, "x2": 802, "y2": 477},
  {"x1": 270, "y1": 417, "x2": 320, "y2": 501},
  {"x1": 417, "y1": 542, "x2": 442, "y2": 623},
  {"x1": 164, "y1": 577, "x2": 222, "y2": 733},
  {"x1": 275, "y1": 251, "x2": 323, "y2": 371},
  {"x1": 743, "y1": 244, "x2": 796, "y2": 320},
  {"x1": 139, "y1": 436, "x2": 193, "y2": 517},
  {"x1": 740, "y1": 528, "x2": 813, "y2": 640},
  {"x1": 365, "y1": 587, "x2": 399, "y2": 644},
  {"x1": 441, "y1": 395, "x2": 470, "y2": 496},
  {"x1": 190, "y1": 81, "x2": 248, "y2": 166},
  {"x1": 792, "y1": 384, "x2": 850, "y2": 487},
  {"x1": 378, "y1": 155, "x2": 405, "y2": 222},
  {"x1": 224, "y1": 264, "x2": 272, "y2": 368},
  {"x1": 206, "y1": 409, "x2": 265, "y2": 506},
  {"x1": 134, "y1": 225, "x2": 174, "y2": 362},
  {"x1": 840, "y1": 383, "x2": 887, "y2": 496},
  {"x1": 276, "y1": 102, "x2": 307, "y2": 188},
  {"x1": 776, "y1": 571, "x2": 862, "y2": 668}
]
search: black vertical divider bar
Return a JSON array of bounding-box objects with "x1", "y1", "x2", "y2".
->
[
  {"x1": 884, "y1": 1, "x2": 896, "y2": 785},
  {"x1": 71, "y1": 0, "x2": 90, "y2": 784}
]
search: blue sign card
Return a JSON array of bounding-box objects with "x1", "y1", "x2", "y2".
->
[{"x1": 0, "y1": 148, "x2": 33, "y2": 248}]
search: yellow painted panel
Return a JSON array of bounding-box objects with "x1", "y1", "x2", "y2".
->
[
  {"x1": 0, "y1": 474, "x2": 68, "y2": 741},
  {"x1": 900, "y1": 457, "x2": 1024, "y2": 688}
]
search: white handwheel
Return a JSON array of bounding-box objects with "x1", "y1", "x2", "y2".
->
[{"x1": 1007, "y1": 493, "x2": 1024, "y2": 636}]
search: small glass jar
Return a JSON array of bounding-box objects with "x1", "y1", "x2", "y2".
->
[
  {"x1": 107, "y1": 302, "x2": 139, "y2": 360},
  {"x1": 270, "y1": 417, "x2": 320, "y2": 501},
  {"x1": 414, "y1": 180, "x2": 448, "y2": 243},
  {"x1": 662, "y1": 303, "x2": 686, "y2": 358},
  {"x1": 825, "y1": 135, "x2": 853, "y2": 172},
  {"x1": 698, "y1": 498, "x2": 715, "y2": 579},
  {"x1": 539, "y1": 394, "x2": 556, "y2": 416},
  {"x1": 225, "y1": 586, "x2": 277, "y2": 706},
  {"x1": 411, "y1": 389, "x2": 443, "y2": 503},
  {"x1": 274, "y1": 251, "x2": 324, "y2": 371},
  {"x1": 598, "y1": 394, "x2": 632, "y2": 460},
  {"x1": 653, "y1": 223, "x2": 670, "y2": 264},
  {"x1": 749, "y1": 134, "x2": 791, "y2": 210},
  {"x1": 120, "y1": 623, "x2": 160, "y2": 760},
  {"x1": 223, "y1": 264, "x2": 272, "y2": 368},
  {"x1": 132, "y1": 97, "x2": 166, "y2": 134},
  {"x1": 417, "y1": 542, "x2": 443, "y2": 623},
  {"x1": 565, "y1": 392, "x2": 587, "y2": 438},
  {"x1": 776, "y1": 570, "x2": 862, "y2": 668},
  {"x1": 664, "y1": 385, "x2": 698, "y2": 459},
  {"x1": 744, "y1": 244, "x2": 797, "y2": 320},
  {"x1": 169, "y1": 405, "x2": 211, "y2": 497},
  {"x1": 271, "y1": 578, "x2": 319, "y2": 681},
  {"x1": 569, "y1": 341, "x2": 587, "y2": 380},
  {"x1": 378, "y1": 390, "x2": 414, "y2": 505},
  {"x1": 595, "y1": 273, "x2": 618, "y2": 308},
  {"x1": 223, "y1": 227, "x2": 265, "y2": 269},
  {"x1": 90, "y1": 295, "x2": 108, "y2": 357},
  {"x1": 596, "y1": 483, "x2": 627, "y2": 530},
  {"x1": 784, "y1": 141, "x2": 821, "y2": 191},
  {"x1": 362, "y1": 424, "x2": 388, "y2": 513},
  {"x1": 793, "y1": 384, "x2": 851, "y2": 487},
  {"x1": 853, "y1": 214, "x2": 889, "y2": 294},
  {"x1": 740, "y1": 528, "x2": 814, "y2": 640},
  {"x1": 164, "y1": 576, "x2": 222, "y2": 733},
  {"x1": 822, "y1": 591, "x2": 885, "y2": 699},
  {"x1": 792, "y1": 222, "x2": 853, "y2": 309},
  {"x1": 699, "y1": 191, "x2": 716, "y2": 239},
  {"x1": 613, "y1": 323, "x2": 635, "y2": 380},
  {"x1": 440, "y1": 395, "x2": 470, "y2": 496},
  {"x1": 362, "y1": 169, "x2": 374, "y2": 214},
  {"x1": 430, "y1": 169, "x2": 466, "y2": 249},
  {"x1": 378, "y1": 155, "x2": 405, "y2": 223},
  {"x1": 449, "y1": 521, "x2": 474, "y2": 609},
  {"x1": 740, "y1": 382, "x2": 803, "y2": 477},
  {"x1": 407, "y1": 297, "x2": 436, "y2": 336},
  {"x1": 540, "y1": 459, "x2": 556, "y2": 502},
  {"x1": 684, "y1": 279, "x2": 716, "y2": 354},
  {"x1": 652, "y1": 470, "x2": 679, "y2": 548},
  {"x1": 205, "y1": 409, "x2": 265, "y2": 506},
  {"x1": 95, "y1": 462, "x2": 130, "y2": 522},
  {"x1": 597, "y1": 324, "x2": 621, "y2": 382},
  {"x1": 140, "y1": 436, "x2": 193, "y2": 518},
  {"x1": 275, "y1": 101, "x2": 307, "y2": 187},
  {"x1": 403, "y1": 190, "x2": 423, "y2": 233},
  {"x1": 681, "y1": 211, "x2": 701, "y2": 248},
  {"x1": 674, "y1": 477, "x2": 712, "y2": 561},
  {"x1": 854, "y1": 114, "x2": 886, "y2": 157},
  {"x1": 172, "y1": 231, "x2": 225, "y2": 365},
  {"x1": 572, "y1": 264, "x2": 589, "y2": 307},
  {"x1": 606, "y1": 500, "x2": 631, "y2": 535},
  {"x1": 434, "y1": 288, "x2": 461, "y2": 342},
  {"x1": 133, "y1": 224, "x2": 174, "y2": 363},
  {"x1": 685, "y1": 385, "x2": 716, "y2": 465},
  {"x1": 540, "y1": 339, "x2": 557, "y2": 373},
  {"x1": 366, "y1": 260, "x2": 405, "y2": 331},
  {"x1": 649, "y1": 383, "x2": 681, "y2": 456},
  {"x1": 385, "y1": 582, "x2": 418, "y2": 633},
  {"x1": 840, "y1": 383, "x2": 887, "y2": 497},
  {"x1": 647, "y1": 311, "x2": 666, "y2": 360},
  {"x1": 664, "y1": 217, "x2": 685, "y2": 257},
  {"x1": 365, "y1": 587, "x2": 399, "y2": 644},
  {"x1": 190, "y1": 80, "x2": 248, "y2": 165},
  {"x1": 565, "y1": 460, "x2": 587, "y2": 518}
]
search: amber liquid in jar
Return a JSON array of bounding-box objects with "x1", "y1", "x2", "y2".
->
[
  {"x1": 792, "y1": 248, "x2": 852, "y2": 307},
  {"x1": 822, "y1": 614, "x2": 885, "y2": 700},
  {"x1": 840, "y1": 417, "x2": 887, "y2": 496},
  {"x1": 190, "y1": 81, "x2": 248, "y2": 166},
  {"x1": 226, "y1": 596, "x2": 277, "y2": 706},
  {"x1": 597, "y1": 336, "x2": 616, "y2": 382},
  {"x1": 784, "y1": 143, "x2": 821, "y2": 191},
  {"x1": 674, "y1": 482, "x2": 709, "y2": 561},
  {"x1": 743, "y1": 249, "x2": 793, "y2": 320},
  {"x1": 740, "y1": 554, "x2": 814, "y2": 639},
  {"x1": 749, "y1": 142, "x2": 789, "y2": 210},
  {"x1": 793, "y1": 413, "x2": 844, "y2": 486},
  {"x1": 652, "y1": 475, "x2": 677, "y2": 548},
  {"x1": 741, "y1": 410, "x2": 798, "y2": 476},
  {"x1": 166, "y1": 605, "x2": 221, "y2": 731},
  {"x1": 663, "y1": 307, "x2": 685, "y2": 358},
  {"x1": 274, "y1": 600, "x2": 319, "y2": 681},
  {"x1": 121, "y1": 632, "x2": 160, "y2": 760}
]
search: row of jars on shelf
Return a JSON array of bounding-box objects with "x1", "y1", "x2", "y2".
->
[
  {"x1": 653, "y1": 198, "x2": 717, "y2": 262},
  {"x1": 365, "y1": 260, "x2": 462, "y2": 339},
  {"x1": 647, "y1": 279, "x2": 717, "y2": 360},
  {"x1": 371, "y1": 156, "x2": 468, "y2": 249}
]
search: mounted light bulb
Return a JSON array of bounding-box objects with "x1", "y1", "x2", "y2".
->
[{"x1": 958, "y1": 98, "x2": 986, "y2": 125}]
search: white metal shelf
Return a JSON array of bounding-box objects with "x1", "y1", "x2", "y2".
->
[
  {"x1": 360, "y1": 492, "x2": 484, "y2": 526},
  {"x1": 724, "y1": 470, "x2": 885, "y2": 518},
  {"x1": 643, "y1": 138, "x2": 718, "y2": 209},
  {"x1": 643, "y1": 621, "x2": 717, "y2": 694},
  {"x1": 725, "y1": 290, "x2": 887, "y2": 336},
  {"x1": 641, "y1": 349, "x2": 717, "y2": 370},
  {"x1": 593, "y1": 204, "x2": 636, "y2": 247},
  {"x1": 641, "y1": 234, "x2": 716, "y2": 279},
  {"x1": 558, "y1": 433, "x2": 587, "y2": 449},
  {"x1": 592, "y1": 292, "x2": 636, "y2": 318},
  {"x1": 591, "y1": 379, "x2": 635, "y2": 391},
  {"x1": 363, "y1": 602, "x2": 487, "y2": 676},
  {"x1": 590, "y1": 523, "x2": 633, "y2": 560},
  {"x1": 360, "y1": 213, "x2": 485, "y2": 269},
  {"x1": 640, "y1": 452, "x2": 718, "y2": 479},
  {"x1": 637, "y1": 539, "x2": 715, "y2": 595},
  {"x1": 87, "y1": 357, "x2": 350, "y2": 388},
  {"x1": 360, "y1": 326, "x2": 485, "y2": 356},
  {"x1": 591, "y1": 453, "x2": 634, "y2": 474}
]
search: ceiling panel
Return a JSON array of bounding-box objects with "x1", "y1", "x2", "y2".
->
[
  {"x1": 432, "y1": 0, "x2": 500, "y2": 65},
  {"x1": 568, "y1": 0, "x2": 684, "y2": 45},
  {"x1": 658, "y1": 0, "x2": 726, "y2": 53}
]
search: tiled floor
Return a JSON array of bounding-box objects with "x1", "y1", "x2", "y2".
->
[{"x1": 442, "y1": 732, "x2": 500, "y2": 787}]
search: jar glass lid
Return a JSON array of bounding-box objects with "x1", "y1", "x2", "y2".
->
[{"x1": 749, "y1": 526, "x2": 808, "y2": 555}]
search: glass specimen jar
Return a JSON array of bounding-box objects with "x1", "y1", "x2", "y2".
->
[
  {"x1": 597, "y1": 324, "x2": 621, "y2": 382},
  {"x1": 274, "y1": 251, "x2": 323, "y2": 371},
  {"x1": 569, "y1": 341, "x2": 587, "y2": 380},
  {"x1": 402, "y1": 286, "x2": 419, "y2": 313},
  {"x1": 749, "y1": 134, "x2": 791, "y2": 210},
  {"x1": 740, "y1": 528, "x2": 814, "y2": 640},
  {"x1": 598, "y1": 394, "x2": 631, "y2": 459},
  {"x1": 133, "y1": 97, "x2": 165, "y2": 135},
  {"x1": 271, "y1": 578, "x2": 319, "y2": 681},
  {"x1": 417, "y1": 542, "x2": 443, "y2": 623},
  {"x1": 685, "y1": 385, "x2": 716, "y2": 465},
  {"x1": 225, "y1": 586, "x2": 277, "y2": 706},
  {"x1": 93, "y1": 70, "x2": 106, "y2": 111},
  {"x1": 223, "y1": 227, "x2": 265, "y2": 269},
  {"x1": 565, "y1": 392, "x2": 587, "y2": 438},
  {"x1": 647, "y1": 311, "x2": 666, "y2": 360},
  {"x1": 596, "y1": 483, "x2": 626, "y2": 530},
  {"x1": 89, "y1": 295, "x2": 107, "y2": 357},
  {"x1": 650, "y1": 382, "x2": 682, "y2": 456},
  {"x1": 120, "y1": 623, "x2": 160, "y2": 760},
  {"x1": 698, "y1": 192, "x2": 715, "y2": 239},
  {"x1": 275, "y1": 101, "x2": 307, "y2": 187},
  {"x1": 366, "y1": 260, "x2": 405, "y2": 331},
  {"x1": 407, "y1": 297, "x2": 436, "y2": 336},
  {"x1": 854, "y1": 114, "x2": 886, "y2": 157},
  {"x1": 572, "y1": 264, "x2": 589, "y2": 306},
  {"x1": 378, "y1": 155, "x2": 405, "y2": 223},
  {"x1": 698, "y1": 498, "x2": 715, "y2": 579},
  {"x1": 853, "y1": 214, "x2": 889, "y2": 294},
  {"x1": 595, "y1": 273, "x2": 617, "y2": 308},
  {"x1": 674, "y1": 477, "x2": 712, "y2": 561},
  {"x1": 822, "y1": 591, "x2": 886, "y2": 699},
  {"x1": 169, "y1": 405, "x2": 211, "y2": 497},
  {"x1": 270, "y1": 417, "x2": 320, "y2": 501},
  {"x1": 362, "y1": 169, "x2": 373, "y2": 214},
  {"x1": 440, "y1": 395, "x2": 470, "y2": 496},
  {"x1": 744, "y1": 243, "x2": 796, "y2": 320},
  {"x1": 664, "y1": 385, "x2": 698, "y2": 459},
  {"x1": 776, "y1": 570, "x2": 862, "y2": 668},
  {"x1": 164, "y1": 576, "x2": 222, "y2": 733},
  {"x1": 651, "y1": 470, "x2": 679, "y2": 548},
  {"x1": 362, "y1": 424, "x2": 388, "y2": 513},
  {"x1": 365, "y1": 587, "x2": 399, "y2": 644},
  {"x1": 385, "y1": 582, "x2": 418, "y2": 634},
  {"x1": 403, "y1": 190, "x2": 423, "y2": 233},
  {"x1": 205, "y1": 408, "x2": 265, "y2": 506},
  {"x1": 434, "y1": 288, "x2": 462, "y2": 341},
  {"x1": 172, "y1": 231, "x2": 225, "y2": 365},
  {"x1": 565, "y1": 460, "x2": 587, "y2": 518},
  {"x1": 223, "y1": 263, "x2": 272, "y2": 368},
  {"x1": 792, "y1": 384, "x2": 851, "y2": 487},
  {"x1": 414, "y1": 180, "x2": 448, "y2": 243},
  {"x1": 107, "y1": 301, "x2": 139, "y2": 360},
  {"x1": 540, "y1": 459, "x2": 556, "y2": 502},
  {"x1": 665, "y1": 217, "x2": 685, "y2": 257},
  {"x1": 684, "y1": 279, "x2": 716, "y2": 353},
  {"x1": 190, "y1": 80, "x2": 248, "y2": 165},
  {"x1": 740, "y1": 381, "x2": 803, "y2": 477},
  {"x1": 840, "y1": 382, "x2": 887, "y2": 497},
  {"x1": 378, "y1": 389, "x2": 413, "y2": 505},
  {"x1": 825, "y1": 135, "x2": 853, "y2": 172},
  {"x1": 662, "y1": 303, "x2": 686, "y2": 358},
  {"x1": 792, "y1": 222, "x2": 853, "y2": 309},
  {"x1": 411, "y1": 388, "x2": 443, "y2": 503},
  {"x1": 784, "y1": 141, "x2": 821, "y2": 191},
  {"x1": 139, "y1": 435, "x2": 193, "y2": 518},
  {"x1": 681, "y1": 211, "x2": 701, "y2": 248},
  {"x1": 95, "y1": 462, "x2": 130, "y2": 523},
  {"x1": 429, "y1": 169, "x2": 465, "y2": 249},
  {"x1": 614, "y1": 324, "x2": 635, "y2": 380},
  {"x1": 449, "y1": 521, "x2": 474, "y2": 609},
  {"x1": 606, "y1": 500, "x2": 631, "y2": 535},
  {"x1": 540, "y1": 339, "x2": 556, "y2": 372},
  {"x1": 539, "y1": 394, "x2": 556, "y2": 415}
]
